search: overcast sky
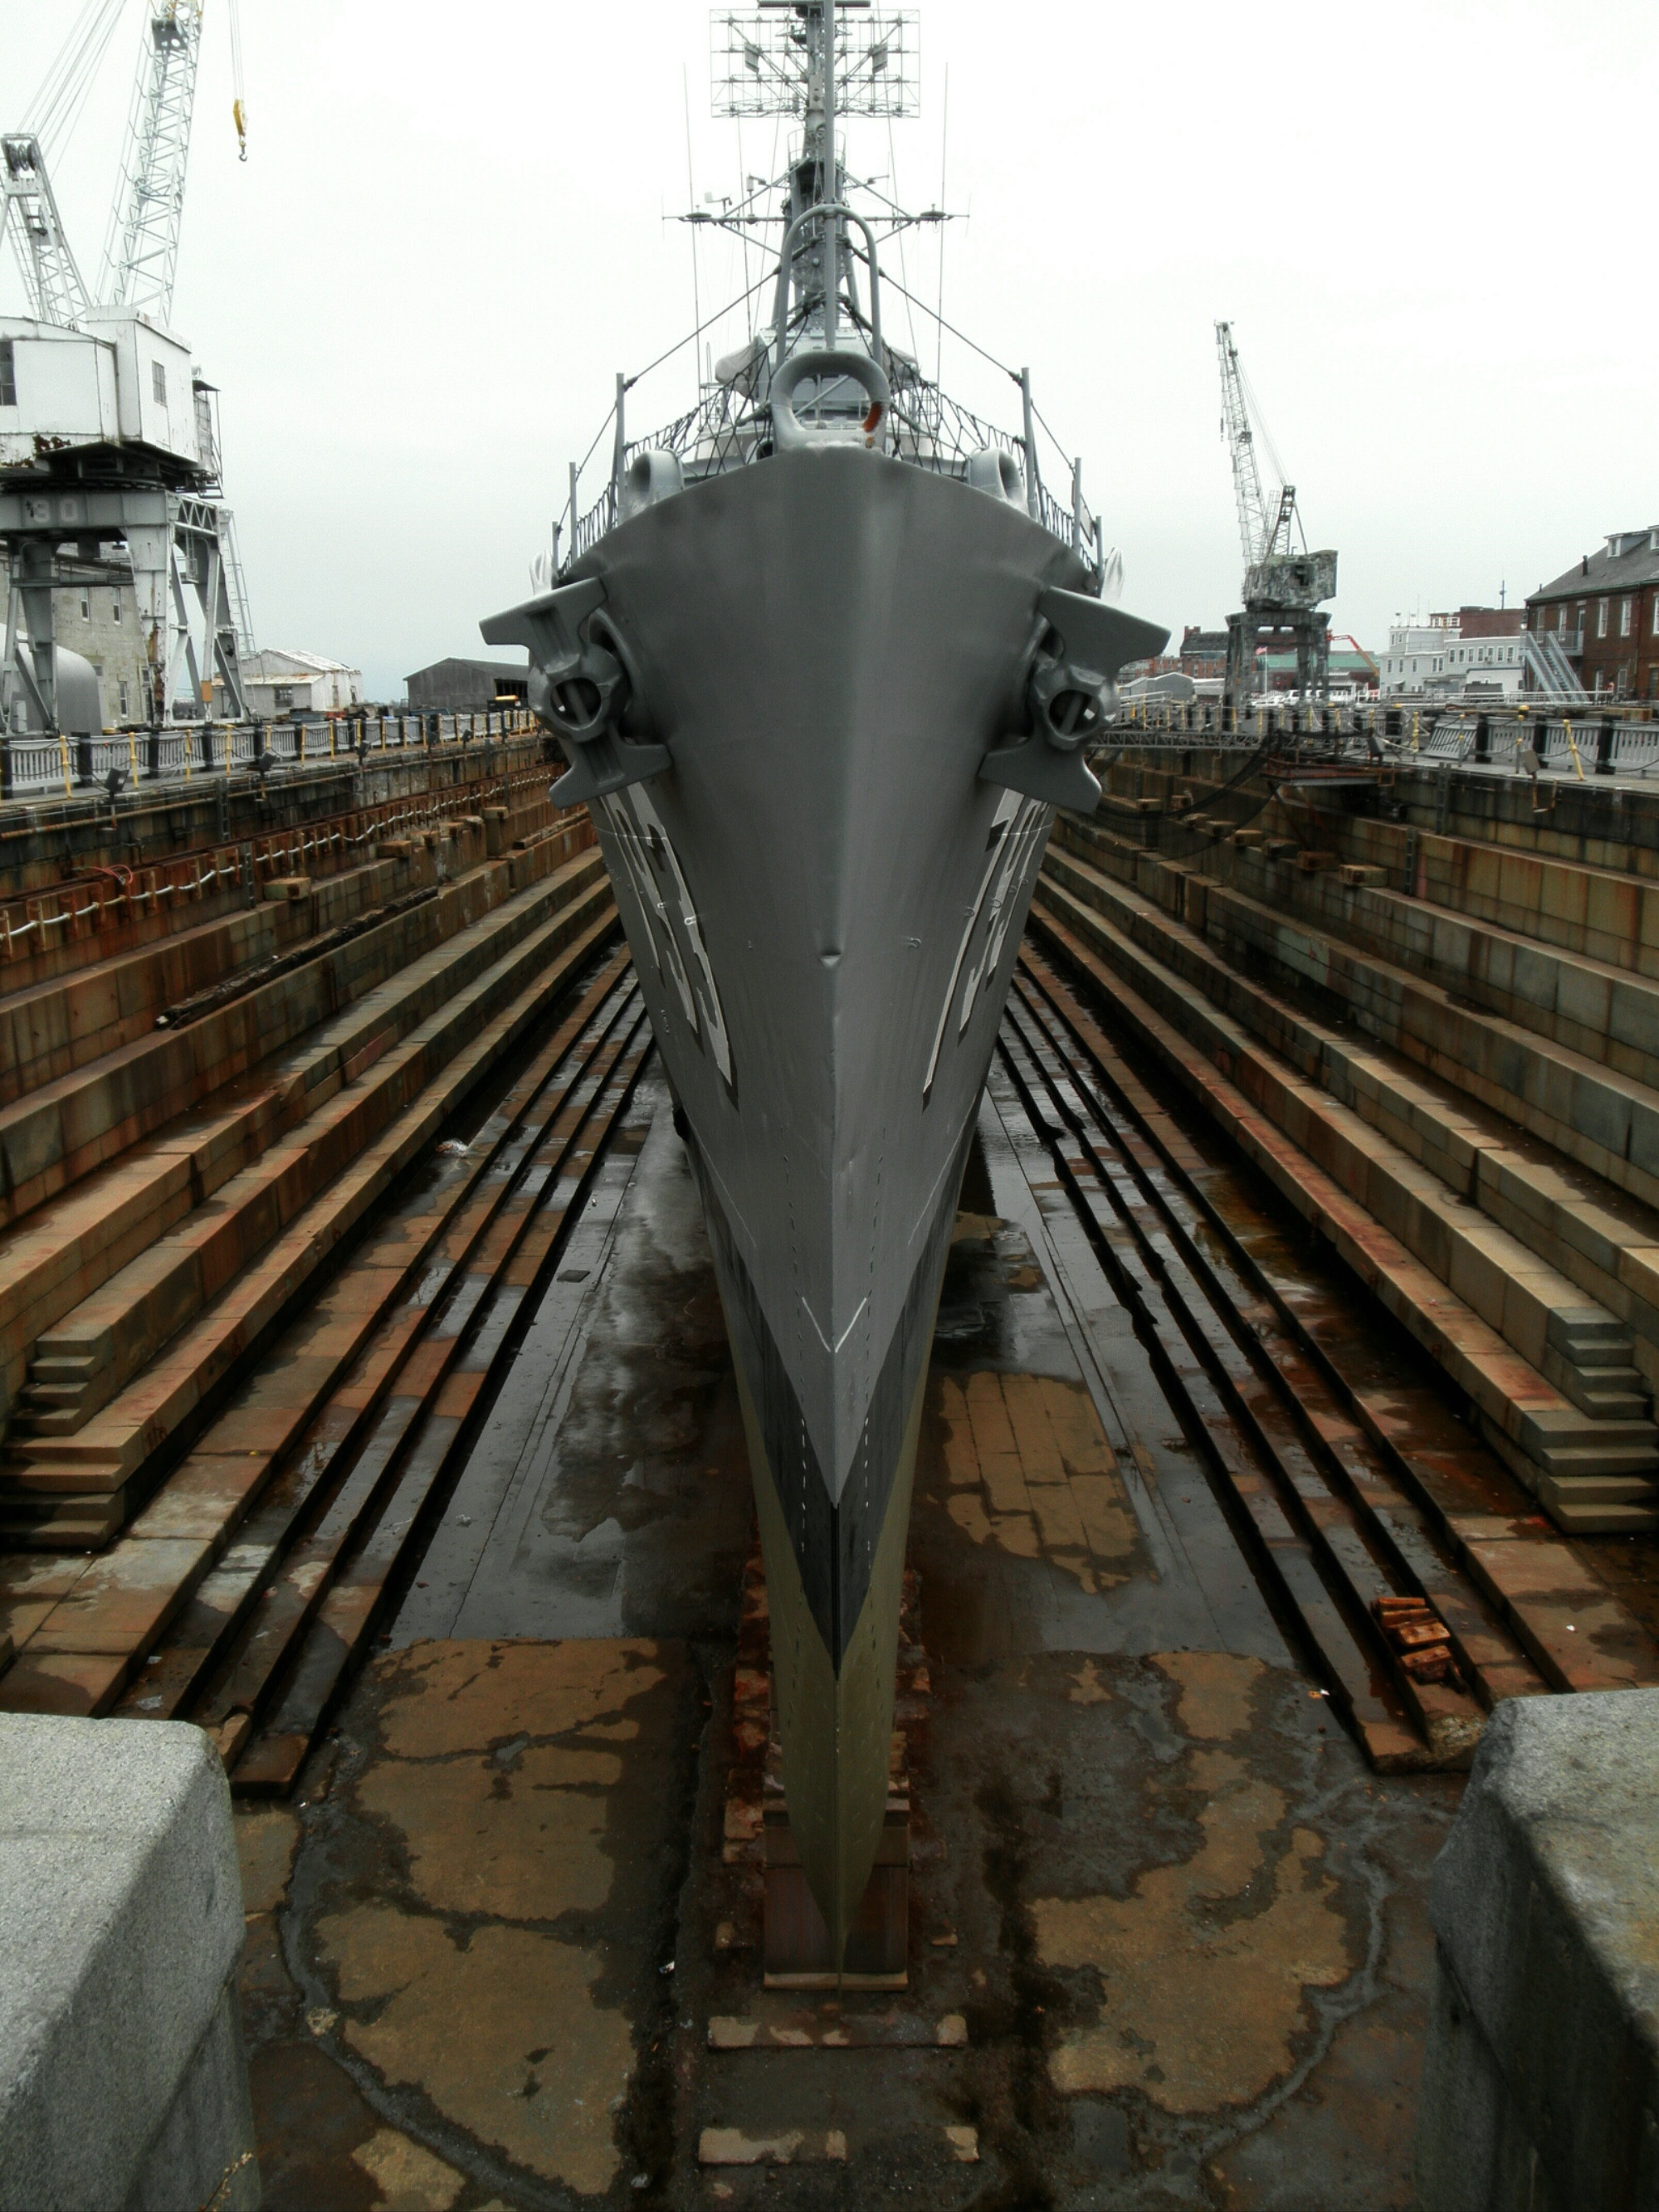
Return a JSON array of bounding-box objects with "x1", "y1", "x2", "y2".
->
[{"x1": 6, "y1": 1, "x2": 1657, "y2": 697}]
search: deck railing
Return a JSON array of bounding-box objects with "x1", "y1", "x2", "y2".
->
[{"x1": 566, "y1": 369, "x2": 1101, "y2": 581}]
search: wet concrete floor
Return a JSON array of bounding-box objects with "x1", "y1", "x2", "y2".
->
[{"x1": 237, "y1": 1059, "x2": 1459, "y2": 2210}]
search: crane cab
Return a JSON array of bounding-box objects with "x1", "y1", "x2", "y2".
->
[{"x1": 0, "y1": 309, "x2": 205, "y2": 480}]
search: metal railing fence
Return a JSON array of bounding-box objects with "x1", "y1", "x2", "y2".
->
[
  {"x1": 1100, "y1": 696, "x2": 1659, "y2": 780},
  {"x1": 1, "y1": 708, "x2": 538, "y2": 801}
]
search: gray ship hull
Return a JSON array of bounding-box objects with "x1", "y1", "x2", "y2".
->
[{"x1": 573, "y1": 446, "x2": 1090, "y2": 1955}]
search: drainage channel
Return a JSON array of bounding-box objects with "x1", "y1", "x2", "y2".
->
[{"x1": 996, "y1": 943, "x2": 1653, "y2": 1771}]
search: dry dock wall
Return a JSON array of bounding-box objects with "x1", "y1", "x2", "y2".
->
[
  {"x1": 0, "y1": 1713, "x2": 259, "y2": 2212},
  {"x1": 1033, "y1": 758, "x2": 1659, "y2": 1533},
  {"x1": 0, "y1": 768, "x2": 609, "y2": 1552},
  {"x1": 1413, "y1": 1690, "x2": 1659, "y2": 2211}
]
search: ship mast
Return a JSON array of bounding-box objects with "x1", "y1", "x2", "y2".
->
[
  {"x1": 817, "y1": 0, "x2": 836, "y2": 342},
  {"x1": 785, "y1": 0, "x2": 842, "y2": 348}
]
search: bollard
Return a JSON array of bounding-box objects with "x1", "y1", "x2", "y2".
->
[
  {"x1": 1414, "y1": 1692, "x2": 1659, "y2": 2212},
  {"x1": 0, "y1": 1715, "x2": 261, "y2": 2212}
]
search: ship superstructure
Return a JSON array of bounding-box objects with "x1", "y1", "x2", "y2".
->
[{"x1": 484, "y1": 0, "x2": 1167, "y2": 1966}]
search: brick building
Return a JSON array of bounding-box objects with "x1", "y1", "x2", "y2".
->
[
  {"x1": 1178, "y1": 626, "x2": 1229, "y2": 684},
  {"x1": 1526, "y1": 530, "x2": 1659, "y2": 701}
]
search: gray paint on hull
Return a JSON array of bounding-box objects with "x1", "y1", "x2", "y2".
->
[
  {"x1": 692, "y1": 1109, "x2": 971, "y2": 1664},
  {"x1": 577, "y1": 448, "x2": 1082, "y2": 1933},
  {"x1": 579, "y1": 446, "x2": 1085, "y2": 1498}
]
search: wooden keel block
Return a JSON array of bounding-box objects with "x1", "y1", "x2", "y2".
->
[
  {"x1": 707, "y1": 2009, "x2": 966, "y2": 2050},
  {"x1": 763, "y1": 1804, "x2": 909, "y2": 1989},
  {"x1": 697, "y1": 2127, "x2": 847, "y2": 2166}
]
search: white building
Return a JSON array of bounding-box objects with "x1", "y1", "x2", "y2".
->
[
  {"x1": 1437, "y1": 631, "x2": 1525, "y2": 698},
  {"x1": 1379, "y1": 616, "x2": 1457, "y2": 694},
  {"x1": 1379, "y1": 611, "x2": 1525, "y2": 699},
  {"x1": 225, "y1": 648, "x2": 364, "y2": 719}
]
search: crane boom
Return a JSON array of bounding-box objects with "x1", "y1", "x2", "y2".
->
[
  {"x1": 2, "y1": 134, "x2": 91, "y2": 328},
  {"x1": 1214, "y1": 319, "x2": 1334, "y2": 613},
  {"x1": 1215, "y1": 320, "x2": 1271, "y2": 570},
  {"x1": 102, "y1": 1, "x2": 205, "y2": 326}
]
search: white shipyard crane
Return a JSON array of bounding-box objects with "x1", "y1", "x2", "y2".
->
[
  {"x1": 1, "y1": 134, "x2": 93, "y2": 328},
  {"x1": 1214, "y1": 320, "x2": 1335, "y2": 612},
  {"x1": 0, "y1": 1, "x2": 254, "y2": 741},
  {"x1": 102, "y1": 0, "x2": 207, "y2": 325},
  {"x1": 1213, "y1": 321, "x2": 1336, "y2": 708}
]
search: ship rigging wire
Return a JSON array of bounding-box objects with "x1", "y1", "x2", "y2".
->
[
  {"x1": 576, "y1": 242, "x2": 1087, "y2": 515},
  {"x1": 683, "y1": 66, "x2": 704, "y2": 380},
  {"x1": 624, "y1": 265, "x2": 774, "y2": 398},
  {"x1": 886, "y1": 117, "x2": 922, "y2": 369},
  {"x1": 566, "y1": 263, "x2": 779, "y2": 524},
  {"x1": 869, "y1": 258, "x2": 1083, "y2": 481},
  {"x1": 934, "y1": 61, "x2": 948, "y2": 389}
]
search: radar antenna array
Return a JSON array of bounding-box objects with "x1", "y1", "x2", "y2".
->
[{"x1": 711, "y1": 8, "x2": 919, "y2": 118}]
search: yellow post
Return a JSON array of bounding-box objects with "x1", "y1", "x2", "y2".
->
[
  {"x1": 329, "y1": 720, "x2": 335, "y2": 759},
  {"x1": 1411, "y1": 710, "x2": 1420, "y2": 753},
  {"x1": 1563, "y1": 719, "x2": 1585, "y2": 780},
  {"x1": 128, "y1": 729, "x2": 139, "y2": 792},
  {"x1": 58, "y1": 731, "x2": 71, "y2": 797}
]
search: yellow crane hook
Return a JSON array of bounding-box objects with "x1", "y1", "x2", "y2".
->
[{"x1": 229, "y1": 0, "x2": 248, "y2": 160}]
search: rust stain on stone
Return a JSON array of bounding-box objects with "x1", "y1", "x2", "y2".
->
[
  {"x1": 305, "y1": 1637, "x2": 679, "y2": 2200},
  {"x1": 1156, "y1": 1649, "x2": 1267, "y2": 1742},
  {"x1": 350, "y1": 2126, "x2": 466, "y2": 2209},
  {"x1": 373, "y1": 1635, "x2": 661, "y2": 1758},
  {"x1": 934, "y1": 1369, "x2": 1135, "y2": 1592},
  {"x1": 320, "y1": 1907, "x2": 630, "y2": 2195},
  {"x1": 1034, "y1": 1654, "x2": 1353, "y2": 2116},
  {"x1": 356, "y1": 1743, "x2": 622, "y2": 1922},
  {"x1": 235, "y1": 1805, "x2": 300, "y2": 1917}
]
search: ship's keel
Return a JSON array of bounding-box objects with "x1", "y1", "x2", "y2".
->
[
  {"x1": 731, "y1": 1315, "x2": 931, "y2": 1971},
  {"x1": 693, "y1": 1123, "x2": 969, "y2": 1970}
]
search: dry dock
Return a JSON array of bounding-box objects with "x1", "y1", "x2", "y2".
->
[{"x1": 2, "y1": 721, "x2": 1659, "y2": 2205}]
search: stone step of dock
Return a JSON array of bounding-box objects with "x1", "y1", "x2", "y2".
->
[
  {"x1": 0, "y1": 899, "x2": 621, "y2": 1548},
  {"x1": 0, "y1": 949, "x2": 641, "y2": 1722},
  {"x1": 1029, "y1": 887, "x2": 1659, "y2": 1536},
  {"x1": 7, "y1": 859, "x2": 611, "y2": 1438}
]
